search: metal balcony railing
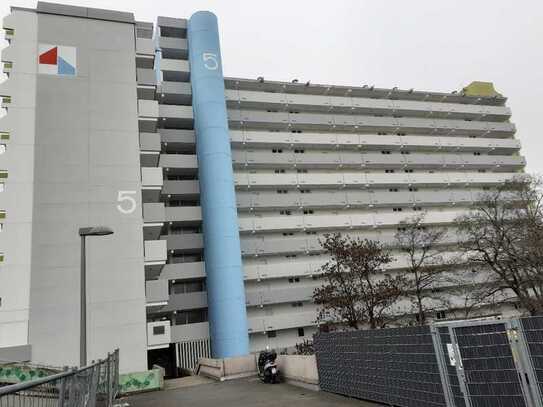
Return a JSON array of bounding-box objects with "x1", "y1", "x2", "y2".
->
[{"x1": 0, "y1": 349, "x2": 119, "y2": 407}]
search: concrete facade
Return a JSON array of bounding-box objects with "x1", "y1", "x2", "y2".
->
[
  {"x1": 1, "y1": 3, "x2": 147, "y2": 373},
  {"x1": 0, "y1": 2, "x2": 526, "y2": 373}
]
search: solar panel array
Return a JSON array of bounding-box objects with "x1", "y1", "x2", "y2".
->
[{"x1": 314, "y1": 326, "x2": 447, "y2": 407}]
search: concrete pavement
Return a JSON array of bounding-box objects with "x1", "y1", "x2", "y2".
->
[{"x1": 121, "y1": 376, "x2": 383, "y2": 407}]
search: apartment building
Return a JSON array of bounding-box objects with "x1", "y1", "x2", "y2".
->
[{"x1": 0, "y1": 2, "x2": 525, "y2": 375}]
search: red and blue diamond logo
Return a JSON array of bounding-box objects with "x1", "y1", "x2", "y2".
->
[{"x1": 38, "y1": 44, "x2": 76, "y2": 76}]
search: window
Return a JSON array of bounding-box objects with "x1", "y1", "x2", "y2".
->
[
  {"x1": 267, "y1": 330, "x2": 277, "y2": 338},
  {"x1": 389, "y1": 188, "x2": 398, "y2": 192},
  {"x1": 298, "y1": 328, "x2": 305, "y2": 337},
  {"x1": 381, "y1": 150, "x2": 391, "y2": 155},
  {"x1": 409, "y1": 187, "x2": 418, "y2": 192},
  {"x1": 436, "y1": 311, "x2": 446, "y2": 320},
  {"x1": 397, "y1": 227, "x2": 406, "y2": 232},
  {"x1": 272, "y1": 149, "x2": 283, "y2": 153},
  {"x1": 397, "y1": 132, "x2": 406, "y2": 136},
  {"x1": 282, "y1": 232, "x2": 294, "y2": 236},
  {"x1": 392, "y1": 207, "x2": 403, "y2": 212},
  {"x1": 300, "y1": 189, "x2": 311, "y2": 193},
  {"x1": 291, "y1": 130, "x2": 303, "y2": 134},
  {"x1": 280, "y1": 210, "x2": 292, "y2": 215},
  {"x1": 153, "y1": 325, "x2": 165, "y2": 335},
  {"x1": 478, "y1": 169, "x2": 486, "y2": 173},
  {"x1": 473, "y1": 152, "x2": 481, "y2": 156},
  {"x1": 0, "y1": 144, "x2": 5, "y2": 154},
  {"x1": 401, "y1": 151, "x2": 410, "y2": 155},
  {"x1": 286, "y1": 254, "x2": 297, "y2": 259},
  {"x1": 377, "y1": 132, "x2": 388, "y2": 135},
  {"x1": 274, "y1": 169, "x2": 286, "y2": 174},
  {"x1": 277, "y1": 189, "x2": 288, "y2": 194},
  {"x1": 294, "y1": 149, "x2": 305, "y2": 154},
  {"x1": 291, "y1": 302, "x2": 303, "y2": 307},
  {"x1": 413, "y1": 206, "x2": 422, "y2": 211},
  {"x1": 306, "y1": 231, "x2": 317, "y2": 235},
  {"x1": 303, "y1": 209, "x2": 314, "y2": 215},
  {"x1": 288, "y1": 277, "x2": 300, "y2": 283},
  {"x1": 404, "y1": 169, "x2": 414, "y2": 173},
  {"x1": 385, "y1": 169, "x2": 395, "y2": 173},
  {"x1": 297, "y1": 169, "x2": 308, "y2": 174}
]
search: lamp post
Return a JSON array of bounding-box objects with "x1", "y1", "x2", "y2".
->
[{"x1": 78, "y1": 226, "x2": 113, "y2": 367}]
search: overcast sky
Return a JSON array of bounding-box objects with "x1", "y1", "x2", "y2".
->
[{"x1": 1, "y1": 0, "x2": 542, "y2": 173}]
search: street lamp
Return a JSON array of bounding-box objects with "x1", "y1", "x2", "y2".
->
[{"x1": 79, "y1": 226, "x2": 114, "y2": 367}]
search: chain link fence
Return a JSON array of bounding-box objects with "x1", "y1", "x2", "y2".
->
[{"x1": 0, "y1": 349, "x2": 119, "y2": 407}]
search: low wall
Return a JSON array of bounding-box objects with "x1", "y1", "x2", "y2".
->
[
  {"x1": 119, "y1": 368, "x2": 164, "y2": 394},
  {"x1": 276, "y1": 355, "x2": 319, "y2": 391},
  {"x1": 198, "y1": 355, "x2": 257, "y2": 381},
  {"x1": 0, "y1": 363, "x2": 58, "y2": 384}
]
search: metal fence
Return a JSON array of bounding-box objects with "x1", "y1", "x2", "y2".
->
[
  {"x1": 0, "y1": 349, "x2": 119, "y2": 407},
  {"x1": 314, "y1": 317, "x2": 543, "y2": 407}
]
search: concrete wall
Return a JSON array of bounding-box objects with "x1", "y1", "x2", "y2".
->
[
  {"x1": 0, "y1": 8, "x2": 38, "y2": 352},
  {"x1": 27, "y1": 10, "x2": 146, "y2": 373},
  {"x1": 276, "y1": 355, "x2": 319, "y2": 390}
]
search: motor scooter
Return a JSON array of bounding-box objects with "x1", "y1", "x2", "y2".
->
[{"x1": 257, "y1": 349, "x2": 280, "y2": 383}]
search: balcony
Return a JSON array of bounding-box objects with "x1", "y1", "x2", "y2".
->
[
  {"x1": 239, "y1": 210, "x2": 461, "y2": 234},
  {"x1": 234, "y1": 171, "x2": 519, "y2": 190},
  {"x1": 171, "y1": 322, "x2": 209, "y2": 342},
  {"x1": 159, "y1": 153, "x2": 198, "y2": 174},
  {"x1": 248, "y1": 311, "x2": 317, "y2": 334},
  {"x1": 141, "y1": 167, "x2": 163, "y2": 202},
  {"x1": 136, "y1": 38, "x2": 154, "y2": 69},
  {"x1": 143, "y1": 203, "x2": 165, "y2": 240},
  {"x1": 160, "y1": 233, "x2": 204, "y2": 252},
  {"x1": 227, "y1": 109, "x2": 516, "y2": 138},
  {"x1": 144, "y1": 239, "x2": 167, "y2": 264},
  {"x1": 246, "y1": 285, "x2": 316, "y2": 307},
  {"x1": 157, "y1": 16, "x2": 187, "y2": 39},
  {"x1": 159, "y1": 58, "x2": 190, "y2": 82},
  {"x1": 226, "y1": 90, "x2": 512, "y2": 122},
  {"x1": 160, "y1": 261, "x2": 206, "y2": 281},
  {"x1": 157, "y1": 81, "x2": 192, "y2": 106},
  {"x1": 158, "y1": 36, "x2": 188, "y2": 60},
  {"x1": 139, "y1": 132, "x2": 161, "y2": 167},
  {"x1": 160, "y1": 129, "x2": 196, "y2": 150},
  {"x1": 165, "y1": 206, "x2": 202, "y2": 224},
  {"x1": 136, "y1": 68, "x2": 156, "y2": 100},
  {"x1": 162, "y1": 180, "x2": 200, "y2": 198},
  {"x1": 147, "y1": 321, "x2": 171, "y2": 350},
  {"x1": 158, "y1": 104, "x2": 193, "y2": 129},
  {"x1": 159, "y1": 291, "x2": 207, "y2": 313},
  {"x1": 138, "y1": 100, "x2": 158, "y2": 133},
  {"x1": 146, "y1": 279, "x2": 169, "y2": 306},
  {"x1": 230, "y1": 130, "x2": 522, "y2": 154},
  {"x1": 2, "y1": 61, "x2": 12, "y2": 76}
]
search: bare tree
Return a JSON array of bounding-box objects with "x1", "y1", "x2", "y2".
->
[
  {"x1": 313, "y1": 233, "x2": 406, "y2": 329},
  {"x1": 456, "y1": 175, "x2": 543, "y2": 315},
  {"x1": 444, "y1": 268, "x2": 506, "y2": 319},
  {"x1": 395, "y1": 213, "x2": 448, "y2": 325}
]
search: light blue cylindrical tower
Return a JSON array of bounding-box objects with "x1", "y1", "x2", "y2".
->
[{"x1": 188, "y1": 11, "x2": 249, "y2": 358}]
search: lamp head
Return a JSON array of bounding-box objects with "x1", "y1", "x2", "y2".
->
[{"x1": 79, "y1": 226, "x2": 114, "y2": 237}]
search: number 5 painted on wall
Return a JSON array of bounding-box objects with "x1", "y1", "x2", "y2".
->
[
  {"x1": 203, "y1": 52, "x2": 218, "y2": 70},
  {"x1": 117, "y1": 190, "x2": 137, "y2": 214}
]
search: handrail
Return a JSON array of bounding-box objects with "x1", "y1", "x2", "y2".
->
[
  {"x1": 0, "y1": 369, "x2": 74, "y2": 396},
  {"x1": 0, "y1": 349, "x2": 119, "y2": 407}
]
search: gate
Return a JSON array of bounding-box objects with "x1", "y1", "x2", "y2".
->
[{"x1": 433, "y1": 319, "x2": 543, "y2": 407}]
